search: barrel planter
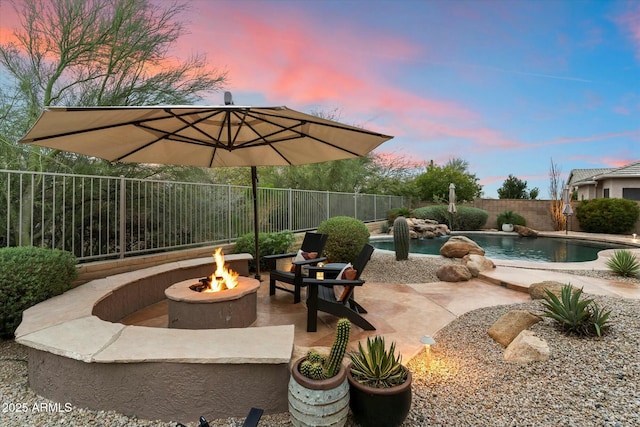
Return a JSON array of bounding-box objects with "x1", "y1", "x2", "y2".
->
[
  {"x1": 347, "y1": 369, "x2": 412, "y2": 427},
  {"x1": 288, "y1": 358, "x2": 349, "y2": 427}
]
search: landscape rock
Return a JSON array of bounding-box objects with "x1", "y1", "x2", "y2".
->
[
  {"x1": 514, "y1": 225, "x2": 539, "y2": 237},
  {"x1": 440, "y1": 235, "x2": 485, "y2": 258},
  {"x1": 504, "y1": 330, "x2": 550, "y2": 363},
  {"x1": 488, "y1": 310, "x2": 543, "y2": 347},
  {"x1": 436, "y1": 264, "x2": 472, "y2": 282},
  {"x1": 391, "y1": 218, "x2": 450, "y2": 239},
  {"x1": 462, "y1": 254, "x2": 495, "y2": 277},
  {"x1": 529, "y1": 281, "x2": 572, "y2": 300}
]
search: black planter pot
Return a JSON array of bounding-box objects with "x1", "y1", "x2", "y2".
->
[{"x1": 347, "y1": 369, "x2": 412, "y2": 427}]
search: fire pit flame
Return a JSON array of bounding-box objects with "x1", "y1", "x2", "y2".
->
[
  {"x1": 206, "y1": 248, "x2": 239, "y2": 292},
  {"x1": 189, "y1": 248, "x2": 240, "y2": 293}
]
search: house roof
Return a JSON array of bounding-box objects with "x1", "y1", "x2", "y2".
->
[{"x1": 569, "y1": 160, "x2": 640, "y2": 186}]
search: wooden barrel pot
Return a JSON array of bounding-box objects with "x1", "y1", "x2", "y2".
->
[
  {"x1": 347, "y1": 369, "x2": 412, "y2": 427},
  {"x1": 288, "y1": 358, "x2": 349, "y2": 427}
]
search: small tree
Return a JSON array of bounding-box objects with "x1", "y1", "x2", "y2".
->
[
  {"x1": 497, "y1": 175, "x2": 539, "y2": 199},
  {"x1": 415, "y1": 158, "x2": 482, "y2": 203}
]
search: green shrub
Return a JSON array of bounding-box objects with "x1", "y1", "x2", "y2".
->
[
  {"x1": 0, "y1": 247, "x2": 78, "y2": 338},
  {"x1": 576, "y1": 198, "x2": 640, "y2": 234},
  {"x1": 412, "y1": 205, "x2": 489, "y2": 230},
  {"x1": 606, "y1": 249, "x2": 640, "y2": 277},
  {"x1": 387, "y1": 207, "x2": 412, "y2": 226},
  {"x1": 496, "y1": 210, "x2": 527, "y2": 229},
  {"x1": 234, "y1": 230, "x2": 295, "y2": 271},
  {"x1": 541, "y1": 284, "x2": 611, "y2": 337},
  {"x1": 317, "y1": 216, "x2": 370, "y2": 263}
]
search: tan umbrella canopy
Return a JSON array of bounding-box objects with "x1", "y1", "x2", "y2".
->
[
  {"x1": 20, "y1": 97, "x2": 393, "y2": 277},
  {"x1": 448, "y1": 183, "x2": 457, "y2": 230}
]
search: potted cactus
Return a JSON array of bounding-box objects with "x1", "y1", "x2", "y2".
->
[
  {"x1": 288, "y1": 318, "x2": 351, "y2": 427},
  {"x1": 347, "y1": 336, "x2": 412, "y2": 427}
]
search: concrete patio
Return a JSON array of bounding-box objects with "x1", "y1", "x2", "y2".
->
[{"x1": 123, "y1": 238, "x2": 640, "y2": 361}]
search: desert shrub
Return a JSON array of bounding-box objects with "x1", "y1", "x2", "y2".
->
[
  {"x1": 412, "y1": 205, "x2": 449, "y2": 223},
  {"x1": 606, "y1": 250, "x2": 640, "y2": 277},
  {"x1": 317, "y1": 216, "x2": 370, "y2": 263},
  {"x1": 413, "y1": 205, "x2": 489, "y2": 230},
  {"x1": 575, "y1": 198, "x2": 640, "y2": 234},
  {"x1": 0, "y1": 247, "x2": 78, "y2": 338},
  {"x1": 541, "y1": 284, "x2": 611, "y2": 337},
  {"x1": 387, "y1": 207, "x2": 412, "y2": 225},
  {"x1": 496, "y1": 210, "x2": 527, "y2": 229},
  {"x1": 234, "y1": 230, "x2": 295, "y2": 271}
]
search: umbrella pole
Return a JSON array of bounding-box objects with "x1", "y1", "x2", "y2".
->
[{"x1": 251, "y1": 166, "x2": 261, "y2": 281}]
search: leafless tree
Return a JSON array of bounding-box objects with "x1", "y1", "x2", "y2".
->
[{"x1": 548, "y1": 158, "x2": 566, "y2": 231}]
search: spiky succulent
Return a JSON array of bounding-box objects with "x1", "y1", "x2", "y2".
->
[
  {"x1": 606, "y1": 249, "x2": 640, "y2": 277},
  {"x1": 350, "y1": 336, "x2": 408, "y2": 388},
  {"x1": 541, "y1": 284, "x2": 611, "y2": 337}
]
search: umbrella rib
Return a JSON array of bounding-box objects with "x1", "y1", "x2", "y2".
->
[{"x1": 235, "y1": 110, "x2": 363, "y2": 158}]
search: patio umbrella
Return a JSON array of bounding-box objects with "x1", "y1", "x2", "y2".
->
[
  {"x1": 19, "y1": 96, "x2": 393, "y2": 279},
  {"x1": 562, "y1": 185, "x2": 573, "y2": 235},
  {"x1": 448, "y1": 183, "x2": 457, "y2": 231}
]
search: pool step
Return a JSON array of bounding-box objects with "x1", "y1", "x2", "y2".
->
[{"x1": 478, "y1": 272, "x2": 530, "y2": 294}]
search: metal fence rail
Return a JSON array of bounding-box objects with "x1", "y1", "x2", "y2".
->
[{"x1": 1, "y1": 169, "x2": 404, "y2": 262}]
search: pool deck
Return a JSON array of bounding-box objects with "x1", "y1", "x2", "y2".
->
[{"x1": 124, "y1": 231, "x2": 639, "y2": 362}]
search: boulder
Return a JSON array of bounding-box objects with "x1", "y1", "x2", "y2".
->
[
  {"x1": 514, "y1": 225, "x2": 539, "y2": 237},
  {"x1": 436, "y1": 264, "x2": 472, "y2": 282},
  {"x1": 440, "y1": 235, "x2": 485, "y2": 258},
  {"x1": 462, "y1": 254, "x2": 495, "y2": 277},
  {"x1": 396, "y1": 218, "x2": 450, "y2": 239},
  {"x1": 488, "y1": 310, "x2": 543, "y2": 347},
  {"x1": 504, "y1": 330, "x2": 550, "y2": 363},
  {"x1": 529, "y1": 281, "x2": 572, "y2": 300}
]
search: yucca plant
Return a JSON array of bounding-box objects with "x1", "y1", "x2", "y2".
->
[
  {"x1": 606, "y1": 249, "x2": 640, "y2": 277},
  {"x1": 541, "y1": 284, "x2": 611, "y2": 337},
  {"x1": 350, "y1": 336, "x2": 408, "y2": 388}
]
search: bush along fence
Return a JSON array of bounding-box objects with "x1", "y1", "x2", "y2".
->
[{"x1": 0, "y1": 169, "x2": 404, "y2": 262}]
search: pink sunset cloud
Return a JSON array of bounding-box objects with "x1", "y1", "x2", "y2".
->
[{"x1": 615, "y1": 3, "x2": 640, "y2": 60}]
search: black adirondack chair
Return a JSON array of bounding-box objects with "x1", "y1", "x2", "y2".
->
[
  {"x1": 303, "y1": 243, "x2": 376, "y2": 332},
  {"x1": 265, "y1": 232, "x2": 328, "y2": 303}
]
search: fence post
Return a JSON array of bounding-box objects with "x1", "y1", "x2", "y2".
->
[
  {"x1": 228, "y1": 184, "x2": 232, "y2": 242},
  {"x1": 119, "y1": 176, "x2": 125, "y2": 259},
  {"x1": 326, "y1": 191, "x2": 330, "y2": 221},
  {"x1": 354, "y1": 192, "x2": 358, "y2": 220},
  {"x1": 288, "y1": 188, "x2": 293, "y2": 230}
]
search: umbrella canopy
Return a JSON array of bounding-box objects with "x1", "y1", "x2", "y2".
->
[
  {"x1": 19, "y1": 105, "x2": 390, "y2": 167},
  {"x1": 561, "y1": 185, "x2": 573, "y2": 235},
  {"x1": 561, "y1": 185, "x2": 573, "y2": 216},
  {"x1": 20, "y1": 102, "x2": 393, "y2": 278},
  {"x1": 448, "y1": 183, "x2": 457, "y2": 214},
  {"x1": 448, "y1": 183, "x2": 457, "y2": 231}
]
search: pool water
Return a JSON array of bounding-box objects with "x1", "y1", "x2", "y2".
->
[{"x1": 370, "y1": 234, "x2": 633, "y2": 262}]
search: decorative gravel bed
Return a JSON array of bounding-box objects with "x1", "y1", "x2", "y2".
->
[{"x1": 2, "y1": 253, "x2": 638, "y2": 426}]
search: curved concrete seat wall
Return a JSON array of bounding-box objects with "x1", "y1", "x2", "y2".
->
[{"x1": 15, "y1": 254, "x2": 294, "y2": 422}]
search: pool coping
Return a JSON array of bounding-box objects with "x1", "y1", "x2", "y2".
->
[{"x1": 369, "y1": 230, "x2": 640, "y2": 272}]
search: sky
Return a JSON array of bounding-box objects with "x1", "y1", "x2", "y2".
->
[{"x1": 1, "y1": 0, "x2": 639, "y2": 198}]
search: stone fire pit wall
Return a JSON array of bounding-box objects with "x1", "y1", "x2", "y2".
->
[{"x1": 15, "y1": 255, "x2": 295, "y2": 422}]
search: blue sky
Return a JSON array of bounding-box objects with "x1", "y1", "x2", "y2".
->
[{"x1": 2, "y1": 0, "x2": 639, "y2": 198}]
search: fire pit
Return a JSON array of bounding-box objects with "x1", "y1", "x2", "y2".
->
[{"x1": 164, "y1": 249, "x2": 260, "y2": 329}]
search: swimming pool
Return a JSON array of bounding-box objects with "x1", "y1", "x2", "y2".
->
[{"x1": 370, "y1": 234, "x2": 634, "y2": 262}]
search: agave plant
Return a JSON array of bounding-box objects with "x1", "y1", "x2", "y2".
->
[
  {"x1": 350, "y1": 336, "x2": 408, "y2": 388},
  {"x1": 606, "y1": 249, "x2": 640, "y2": 277},
  {"x1": 541, "y1": 284, "x2": 611, "y2": 337}
]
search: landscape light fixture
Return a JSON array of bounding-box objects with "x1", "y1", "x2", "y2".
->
[{"x1": 420, "y1": 335, "x2": 436, "y2": 367}]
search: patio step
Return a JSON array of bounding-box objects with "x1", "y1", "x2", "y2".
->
[{"x1": 478, "y1": 271, "x2": 530, "y2": 294}]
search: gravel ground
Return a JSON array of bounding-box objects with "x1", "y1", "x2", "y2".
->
[{"x1": 2, "y1": 253, "x2": 638, "y2": 426}]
